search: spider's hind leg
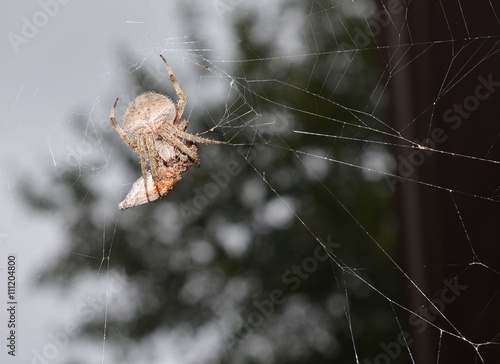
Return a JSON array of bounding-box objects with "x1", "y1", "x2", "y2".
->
[
  {"x1": 176, "y1": 119, "x2": 227, "y2": 146},
  {"x1": 179, "y1": 130, "x2": 227, "y2": 146},
  {"x1": 157, "y1": 127, "x2": 201, "y2": 165}
]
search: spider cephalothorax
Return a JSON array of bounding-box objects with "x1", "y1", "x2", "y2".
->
[{"x1": 110, "y1": 55, "x2": 225, "y2": 210}]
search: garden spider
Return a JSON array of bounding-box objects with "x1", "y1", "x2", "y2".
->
[{"x1": 110, "y1": 55, "x2": 225, "y2": 210}]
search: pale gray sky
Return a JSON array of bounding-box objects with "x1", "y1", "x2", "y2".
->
[
  {"x1": 0, "y1": 1, "x2": 305, "y2": 363},
  {"x1": 0, "y1": 2, "x2": 244, "y2": 363}
]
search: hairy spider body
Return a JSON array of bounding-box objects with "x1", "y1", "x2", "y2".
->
[{"x1": 110, "y1": 55, "x2": 225, "y2": 210}]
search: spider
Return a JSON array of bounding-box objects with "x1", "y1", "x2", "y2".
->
[{"x1": 110, "y1": 55, "x2": 225, "y2": 210}]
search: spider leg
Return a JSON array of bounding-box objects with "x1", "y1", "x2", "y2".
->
[
  {"x1": 145, "y1": 134, "x2": 163, "y2": 198},
  {"x1": 137, "y1": 138, "x2": 152, "y2": 203},
  {"x1": 157, "y1": 126, "x2": 200, "y2": 164},
  {"x1": 176, "y1": 127, "x2": 227, "y2": 145},
  {"x1": 110, "y1": 98, "x2": 137, "y2": 148},
  {"x1": 175, "y1": 119, "x2": 226, "y2": 145},
  {"x1": 177, "y1": 120, "x2": 189, "y2": 132},
  {"x1": 160, "y1": 55, "x2": 186, "y2": 126}
]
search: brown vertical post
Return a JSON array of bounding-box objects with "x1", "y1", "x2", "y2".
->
[{"x1": 385, "y1": 0, "x2": 500, "y2": 362}]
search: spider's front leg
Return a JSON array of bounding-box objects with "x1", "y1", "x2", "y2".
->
[
  {"x1": 110, "y1": 98, "x2": 137, "y2": 149},
  {"x1": 134, "y1": 136, "x2": 166, "y2": 204},
  {"x1": 118, "y1": 137, "x2": 168, "y2": 210},
  {"x1": 137, "y1": 138, "x2": 153, "y2": 203},
  {"x1": 160, "y1": 55, "x2": 186, "y2": 125}
]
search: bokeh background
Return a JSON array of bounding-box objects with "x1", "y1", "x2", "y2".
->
[{"x1": 1, "y1": 1, "x2": 500, "y2": 363}]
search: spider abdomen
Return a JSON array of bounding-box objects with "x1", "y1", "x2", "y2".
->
[{"x1": 124, "y1": 91, "x2": 176, "y2": 135}]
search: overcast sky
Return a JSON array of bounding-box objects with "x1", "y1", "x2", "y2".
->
[{"x1": 0, "y1": 2, "x2": 248, "y2": 362}]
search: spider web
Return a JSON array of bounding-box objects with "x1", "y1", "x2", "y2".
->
[{"x1": 1, "y1": 0, "x2": 500, "y2": 363}]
